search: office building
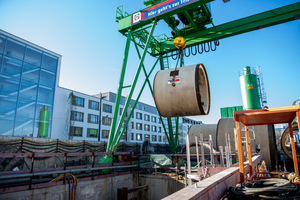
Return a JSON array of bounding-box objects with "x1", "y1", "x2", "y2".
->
[{"x1": 0, "y1": 30, "x2": 61, "y2": 137}]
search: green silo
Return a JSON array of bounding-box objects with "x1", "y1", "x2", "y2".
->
[
  {"x1": 239, "y1": 66, "x2": 261, "y2": 110},
  {"x1": 38, "y1": 106, "x2": 50, "y2": 138}
]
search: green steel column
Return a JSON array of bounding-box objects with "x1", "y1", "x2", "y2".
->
[
  {"x1": 167, "y1": 118, "x2": 175, "y2": 149},
  {"x1": 109, "y1": 21, "x2": 157, "y2": 152},
  {"x1": 38, "y1": 106, "x2": 50, "y2": 138},
  {"x1": 134, "y1": 41, "x2": 174, "y2": 152},
  {"x1": 113, "y1": 56, "x2": 161, "y2": 148},
  {"x1": 175, "y1": 117, "x2": 179, "y2": 147},
  {"x1": 107, "y1": 29, "x2": 132, "y2": 152}
]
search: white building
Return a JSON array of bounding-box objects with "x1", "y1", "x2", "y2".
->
[{"x1": 51, "y1": 88, "x2": 202, "y2": 145}]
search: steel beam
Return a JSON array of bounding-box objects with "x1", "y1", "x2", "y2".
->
[
  {"x1": 107, "y1": 29, "x2": 132, "y2": 151},
  {"x1": 154, "y1": 2, "x2": 300, "y2": 55},
  {"x1": 108, "y1": 21, "x2": 157, "y2": 152}
]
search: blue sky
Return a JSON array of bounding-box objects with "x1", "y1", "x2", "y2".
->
[{"x1": 0, "y1": 0, "x2": 299, "y2": 124}]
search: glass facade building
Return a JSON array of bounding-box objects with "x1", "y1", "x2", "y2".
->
[{"x1": 0, "y1": 30, "x2": 61, "y2": 138}]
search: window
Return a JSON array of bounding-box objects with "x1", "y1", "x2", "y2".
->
[
  {"x1": 5, "y1": 38, "x2": 25, "y2": 60},
  {"x1": 158, "y1": 118, "x2": 161, "y2": 124},
  {"x1": 144, "y1": 114, "x2": 150, "y2": 121},
  {"x1": 144, "y1": 134, "x2": 150, "y2": 141},
  {"x1": 88, "y1": 114, "x2": 98, "y2": 124},
  {"x1": 38, "y1": 85, "x2": 54, "y2": 104},
  {"x1": 151, "y1": 116, "x2": 156, "y2": 123},
  {"x1": 40, "y1": 69, "x2": 56, "y2": 88},
  {"x1": 70, "y1": 126, "x2": 83, "y2": 137},
  {"x1": 152, "y1": 135, "x2": 157, "y2": 142},
  {"x1": 25, "y1": 46, "x2": 42, "y2": 66},
  {"x1": 158, "y1": 136, "x2": 162, "y2": 142},
  {"x1": 144, "y1": 124, "x2": 150, "y2": 131},
  {"x1": 74, "y1": 96, "x2": 84, "y2": 107},
  {"x1": 136, "y1": 133, "x2": 142, "y2": 141},
  {"x1": 152, "y1": 125, "x2": 157, "y2": 132},
  {"x1": 131, "y1": 133, "x2": 134, "y2": 140},
  {"x1": 103, "y1": 104, "x2": 112, "y2": 113},
  {"x1": 42, "y1": 53, "x2": 58, "y2": 72},
  {"x1": 163, "y1": 136, "x2": 168, "y2": 142},
  {"x1": 136, "y1": 123, "x2": 142, "y2": 130},
  {"x1": 142, "y1": 106, "x2": 145, "y2": 111},
  {"x1": 87, "y1": 128, "x2": 98, "y2": 138},
  {"x1": 158, "y1": 127, "x2": 162, "y2": 133},
  {"x1": 131, "y1": 122, "x2": 134, "y2": 129},
  {"x1": 71, "y1": 111, "x2": 83, "y2": 122},
  {"x1": 102, "y1": 130, "x2": 109, "y2": 138},
  {"x1": 119, "y1": 108, "x2": 128, "y2": 117},
  {"x1": 131, "y1": 111, "x2": 134, "y2": 118},
  {"x1": 89, "y1": 100, "x2": 99, "y2": 110},
  {"x1": 136, "y1": 112, "x2": 142, "y2": 120},
  {"x1": 102, "y1": 116, "x2": 112, "y2": 125}
]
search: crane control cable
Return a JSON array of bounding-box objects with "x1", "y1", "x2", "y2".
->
[{"x1": 171, "y1": 40, "x2": 220, "y2": 60}]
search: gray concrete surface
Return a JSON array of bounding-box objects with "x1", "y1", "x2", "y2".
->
[
  {"x1": 162, "y1": 155, "x2": 262, "y2": 200},
  {"x1": 0, "y1": 174, "x2": 135, "y2": 200}
]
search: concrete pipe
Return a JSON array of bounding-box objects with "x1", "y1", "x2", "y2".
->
[
  {"x1": 153, "y1": 64, "x2": 210, "y2": 117},
  {"x1": 281, "y1": 123, "x2": 300, "y2": 162},
  {"x1": 187, "y1": 124, "x2": 217, "y2": 154},
  {"x1": 216, "y1": 118, "x2": 277, "y2": 170}
]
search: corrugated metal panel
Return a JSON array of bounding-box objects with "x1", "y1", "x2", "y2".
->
[{"x1": 220, "y1": 106, "x2": 243, "y2": 118}]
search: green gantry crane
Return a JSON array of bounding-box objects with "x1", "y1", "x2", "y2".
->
[{"x1": 104, "y1": 0, "x2": 300, "y2": 156}]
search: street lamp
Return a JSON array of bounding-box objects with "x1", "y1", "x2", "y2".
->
[{"x1": 98, "y1": 92, "x2": 107, "y2": 141}]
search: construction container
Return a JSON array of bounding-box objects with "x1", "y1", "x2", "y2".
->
[
  {"x1": 220, "y1": 105, "x2": 243, "y2": 118},
  {"x1": 153, "y1": 64, "x2": 210, "y2": 117}
]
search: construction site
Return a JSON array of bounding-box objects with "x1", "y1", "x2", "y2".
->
[{"x1": 0, "y1": 0, "x2": 300, "y2": 199}]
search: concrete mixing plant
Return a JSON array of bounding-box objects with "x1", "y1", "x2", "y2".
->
[{"x1": 239, "y1": 66, "x2": 267, "y2": 110}]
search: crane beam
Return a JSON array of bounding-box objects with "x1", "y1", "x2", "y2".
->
[{"x1": 152, "y1": 2, "x2": 300, "y2": 56}]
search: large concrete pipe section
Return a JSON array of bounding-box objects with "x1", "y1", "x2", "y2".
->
[
  {"x1": 281, "y1": 123, "x2": 300, "y2": 162},
  {"x1": 187, "y1": 118, "x2": 277, "y2": 170},
  {"x1": 216, "y1": 118, "x2": 277, "y2": 170},
  {"x1": 187, "y1": 124, "x2": 217, "y2": 154},
  {"x1": 153, "y1": 64, "x2": 210, "y2": 117}
]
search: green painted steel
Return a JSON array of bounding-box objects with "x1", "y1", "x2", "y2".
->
[
  {"x1": 243, "y1": 67, "x2": 261, "y2": 110},
  {"x1": 97, "y1": 155, "x2": 113, "y2": 174},
  {"x1": 117, "y1": 0, "x2": 213, "y2": 34},
  {"x1": 38, "y1": 106, "x2": 50, "y2": 138},
  {"x1": 220, "y1": 105, "x2": 243, "y2": 118},
  {"x1": 153, "y1": 2, "x2": 300, "y2": 55},
  {"x1": 105, "y1": 0, "x2": 300, "y2": 155},
  {"x1": 112, "y1": 54, "x2": 162, "y2": 151},
  {"x1": 108, "y1": 21, "x2": 157, "y2": 152},
  {"x1": 107, "y1": 30, "x2": 132, "y2": 152},
  {"x1": 132, "y1": 38, "x2": 173, "y2": 151}
]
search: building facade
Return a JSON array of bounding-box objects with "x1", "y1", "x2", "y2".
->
[
  {"x1": 0, "y1": 30, "x2": 202, "y2": 145},
  {"x1": 52, "y1": 89, "x2": 199, "y2": 145},
  {"x1": 0, "y1": 30, "x2": 61, "y2": 138}
]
